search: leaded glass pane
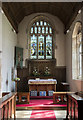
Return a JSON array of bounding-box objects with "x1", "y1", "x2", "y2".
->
[
  {"x1": 78, "y1": 34, "x2": 82, "y2": 77},
  {"x1": 30, "y1": 35, "x2": 37, "y2": 59},
  {"x1": 30, "y1": 20, "x2": 53, "y2": 59},
  {"x1": 44, "y1": 22, "x2": 47, "y2": 26},
  {"x1": 35, "y1": 27, "x2": 37, "y2": 33},
  {"x1": 49, "y1": 27, "x2": 52, "y2": 34},
  {"x1": 31, "y1": 27, "x2": 33, "y2": 34},
  {"x1": 38, "y1": 35, "x2": 44, "y2": 59},
  {"x1": 79, "y1": 43, "x2": 82, "y2": 77},
  {"x1": 38, "y1": 27, "x2": 41, "y2": 33},
  {"x1": 46, "y1": 35, "x2": 52, "y2": 59},
  {"x1": 46, "y1": 27, "x2": 48, "y2": 34},
  {"x1": 33, "y1": 23, "x2": 35, "y2": 26},
  {"x1": 40, "y1": 21, "x2": 43, "y2": 26},
  {"x1": 36, "y1": 22, "x2": 39, "y2": 26},
  {"x1": 42, "y1": 27, "x2": 44, "y2": 33}
]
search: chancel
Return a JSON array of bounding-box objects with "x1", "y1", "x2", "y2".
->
[{"x1": 0, "y1": 1, "x2": 83, "y2": 120}]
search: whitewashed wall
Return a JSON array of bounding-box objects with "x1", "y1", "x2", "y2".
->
[
  {"x1": 0, "y1": 9, "x2": 2, "y2": 97},
  {"x1": 1, "y1": 14, "x2": 17, "y2": 93},
  {"x1": 66, "y1": 11, "x2": 83, "y2": 92},
  {"x1": 18, "y1": 13, "x2": 66, "y2": 66}
]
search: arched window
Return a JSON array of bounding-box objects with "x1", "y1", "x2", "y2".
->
[
  {"x1": 72, "y1": 22, "x2": 82, "y2": 79},
  {"x1": 30, "y1": 20, "x2": 53, "y2": 59}
]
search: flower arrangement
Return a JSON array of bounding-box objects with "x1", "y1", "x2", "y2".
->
[
  {"x1": 44, "y1": 67, "x2": 50, "y2": 76},
  {"x1": 33, "y1": 67, "x2": 39, "y2": 76},
  {"x1": 12, "y1": 77, "x2": 20, "y2": 82}
]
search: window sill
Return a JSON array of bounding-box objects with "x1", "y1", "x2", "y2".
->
[{"x1": 72, "y1": 79, "x2": 83, "y2": 81}]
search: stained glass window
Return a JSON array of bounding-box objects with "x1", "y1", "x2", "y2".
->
[
  {"x1": 31, "y1": 27, "x2": 33, "y2": 34},
  {"x1": 38, "y1": 27, "x2": 41, "y2": 33},
  {"x1": 33, "y1": 23, "x2": 35, "y2": 26},
  {"x1": 42, "y1": 27, "x2": 44, "y2": 33},
  {"x1": 44, "y1": 22, "x2": 47, "y2": 26},
  {"x1": 40, "y1": 21, "x2": 43, "y2": 26},
  {"x1": 36, "y1": 22, "x2": 39, "y2": 26},
  {"x1": 38, "y1": 35, "x2": 44, "y2": 59},
  {"x1": 30, "y1": 20, "x2": 53, "y2": 59},
  {"x1": 35, "y1": 27, "x2": 37, "y2": 34},
  {"x1": 46, "y1": 27, "x2": 48, "y2": 34},
  {"x1": 49, "y1": 27, "x2": 52, "y2": 34},
  {"x1": 30, "y1": 35, "x2": 37, "y2": 59},
  {"x1": 46, "y1": 35, "x2": 52, "y2": 59}
]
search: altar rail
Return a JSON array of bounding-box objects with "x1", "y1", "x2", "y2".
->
[
  {"x1": 16, "y1": 92, "x2": 30, "y2": 104},
  {"x1": 0, "y1": 92, "x2": 17, "y2": 119},
  {"x1": 66, "y1": 92, "x2": 83, "y2": 120},
  {"x1": 53, "y1": 92, "x2": 73, "y2": 104}
]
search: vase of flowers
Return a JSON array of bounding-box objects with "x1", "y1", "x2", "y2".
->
[
  {"x1": 44, "y1": 67, "x2": 50, "y2": 76},
  {"x1": 12, "y1": 77, "x2": 20, "y2": 82},
  {"x1": 33, "y1": 67, "x2": 39, "y2": 76}
]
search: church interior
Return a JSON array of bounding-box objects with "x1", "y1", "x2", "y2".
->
[{"x1": 0, "y1": 2, "x2": 83, "y2": 120}]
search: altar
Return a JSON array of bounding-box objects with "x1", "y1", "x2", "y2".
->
[{"x1": 28, "y1": 79, "x2": 57, "y2": 96}]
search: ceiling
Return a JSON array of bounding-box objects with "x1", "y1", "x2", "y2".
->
[{"x1": 2, "y1": 2, "x2": 82, "y2": 33}]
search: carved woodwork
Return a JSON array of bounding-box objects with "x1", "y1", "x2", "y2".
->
[
  {"x1": 28, "y1": 79, "x2": 57, "y2": 96},
  {"x1": 53, "y1": 92, "x2": 73, "y2": 104},
  {"x1": 66, "y1": 92, "x2": 83, "y2": 120},
  {"x1": 16, "y1": 92, "x2": 30, "y2": 104},
  {"x1": 28, "y1": 59, "x2": 56, "y2": 76},
  {"x1": 0, "y1": 92, "x2": 17, "y2": 119},
  {"x1": 17, "y1": 65, "x2": 66, "y2": 92}
]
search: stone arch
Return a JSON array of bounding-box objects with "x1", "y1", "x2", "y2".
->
[
  {"x1": 27, "y1": 15, "x2": 56, "y2": 59},
  {"x1": 72, "y1": 21, "x2": 82, "y2": 38}
]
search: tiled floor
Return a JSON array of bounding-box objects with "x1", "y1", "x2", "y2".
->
[
  {"x1": 16, "y1": 110, "x2": 66, "y2": 119},
  {"x1": 54, "y1": 110, "x2": 66, "y2": 119}
]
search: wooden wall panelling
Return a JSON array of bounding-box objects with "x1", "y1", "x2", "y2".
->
[
  {"x1": 17, "y1": 59, "x2": 66, "y2": 92},
  {"x1": 54, "y1": 66, "x2": 66, "y2": 91},
  {"x1": 17, "y1": 68, "x2": 29, "y2": 92},
  {"x1": 28, "y1": 59, "x2": 56, "y2": 76}
]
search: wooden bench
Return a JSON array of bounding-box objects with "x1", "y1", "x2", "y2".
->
[
  {"x1": 16, "y1": 92, "x2": 30, "y2": 104},
  {"x1": 53, "y1": 92, "x2": 73, "y2": 104},
  {"x1": 0, "y1": 92, "x2": 17, "y2": 119}
]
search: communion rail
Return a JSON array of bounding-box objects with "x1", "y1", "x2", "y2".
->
[
  {"x1": 0, "y1": 92, "x2": 17, "y2": 120},
  {"x1": 53, "y1": 92, "x2": 73, "y2": 104},
  {"x1": 66, "y1": 92, "x2": 83, "y2": 120}
]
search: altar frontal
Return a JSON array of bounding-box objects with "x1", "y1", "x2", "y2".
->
[{"x1": 28, "y1": 79, "x2": 57, "y2": 96}]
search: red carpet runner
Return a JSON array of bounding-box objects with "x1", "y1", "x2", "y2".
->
[
  {"x1": 30, "y1": 110, "x2": 56, "y2": 120},
  {"x1": 16, "y1": 99, "x2": 67, "y2": 108},
  {"x1": 16, "y1": 99, "x2": 66, "y2": 119}
]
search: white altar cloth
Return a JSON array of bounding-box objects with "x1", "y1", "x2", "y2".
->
[{"x1": 28, "y1": 79, "x2": 57, "y2": 84}]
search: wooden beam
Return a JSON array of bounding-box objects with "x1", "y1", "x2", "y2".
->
[
  {"x1": 8, "y1": 2, "x2": 19, "y2": 25},
  {"x1": 2, "y1": 3, "x2": 18, "y2": 33}
]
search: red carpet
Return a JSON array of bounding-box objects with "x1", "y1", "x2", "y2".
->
[
  {"x1": 16, "y1": 99, "x2": 66, "y2": 108},
  {"x1": 30, "y1": 96, "x2": 53, "y2": 99},
  {"x1": 30, "y1": 110, "x2": 56, "y2": 120}
]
